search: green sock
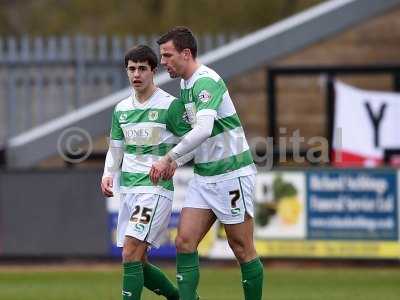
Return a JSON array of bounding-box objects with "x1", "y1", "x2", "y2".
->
[
  {"x1": 240, "y1": 257, "x2": 264, "y2": 300},
  {"x1": 122, "y1": 262, "x2": 144, "y2": 300},
  {"x1": 143, "y1": 262, "x2": 179, "y2": 300},
  {"x1": 176, "y1": 252, "x2": 200, "y2": 300}
]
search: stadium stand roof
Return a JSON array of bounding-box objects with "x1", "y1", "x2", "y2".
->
[{"x1": 6, "y1": 0, "x2": 400, "y2": 167}]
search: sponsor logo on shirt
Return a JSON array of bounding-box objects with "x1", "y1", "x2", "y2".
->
[
  {"x1": 148, "y1": 110, "x2": 159, "y2": 121},
  {"x1": 123, "y1": 125, "x2": 161, "y2": 145},
  {"x1": 198, "y1": 90, "x2": 212, "y2": 103},
  {"x1": 126, "y1": 128, "x2": 151, "y2": 138},
  {"x1": 134, "y1": 223, "x2": 145, "y2": 233},
  {"x1": 182, "y1": 111, "x2": 191, "y2": 124},
  {"x1": 184, "y1": 103, "x2": 196, "y2": 125}
]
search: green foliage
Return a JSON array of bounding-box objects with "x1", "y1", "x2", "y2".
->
[
  {"x1": 255, "y1": 202, "x2": 276, "y2": 226},
  {"x1": 256, "y1": 174, "x2": 298, "y2": 226},
  {"x1": 0, "y1": 0, "x2": 323, "y2": 35},
  {"x1": 272, "y1": 174, "x2": 297, "y2": 200}
]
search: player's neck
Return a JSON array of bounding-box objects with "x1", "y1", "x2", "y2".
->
[
  {"x1": 135, "y1": 84, "x2": 157, "y2": 103},
  {"x1": 182, "y1": 61, "x2": 201, "y2": 81}
]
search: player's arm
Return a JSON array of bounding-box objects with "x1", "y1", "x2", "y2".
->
[
  {"x1": 168, "y1": 114, "x2": 214, "y2": 160},
  {"x1": 176, "y1": 150, "x2": 195, "y2": 167},
  {"x1": 101, "y1": 144, "x2": 123, "y2": 197},
  {"x1": 160, "y1": 98, "x2": 195, "y2": 180},
  {"x1": 167, "y1": 77, "x2": 224, "y2": 161},
  {"x1": 162, "y1": 150, "x2": 195, "y2": 180},
  {"x1": 101, "y1": 108, "x2": 124, "y2": 197},
  {"x1": 150, "y1": 79, "x2": 223, "y2": 183}
]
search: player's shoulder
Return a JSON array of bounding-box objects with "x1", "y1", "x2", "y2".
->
[
  {"x1": 152, "y1": 88, "x2": 177, "y2": 109},
  {"x1": 193, "y1": 66, "x2": 223, "y2": 90},
  {"x1": 114, "y1": 95, "x2": 133, "y2": 112},
  {"x1": 181, "y1": 65, "x2": 222, "y2": 90},
  {"x1": 195, "y1": 65, "x2": 221, "y2": 83}
]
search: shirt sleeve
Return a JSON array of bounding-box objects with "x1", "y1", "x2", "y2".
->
[
  {"x1": 166, "y1": 98, "x2": 192, "y2": 137},
  {"x1": 103, "y1": 144, "x2": 124, "y2": 178},
  {"x1": 110, "y1": 108, "x2": 124, "y2": 141},
  {"x1": 192, "y1": 77, "x2": 226, "y2": 116},
  {"x1": 175, "y1": 151, "x2": 195, "y2": 167},
  {"x1": 169, "y1": 114, "x2": 214, "y2": 160},
  {"x1": 104, "y1": 107, "x2": 124, "y2": 178}
]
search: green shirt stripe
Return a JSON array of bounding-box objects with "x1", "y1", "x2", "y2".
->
[
  {"x1": 111, "y1": 110, "x2": 124, "y2": 140},
  {"x1": 115, "y1": 108, "x2": 168, "y2": 124},
  {"x1": 211, "y1": 114, "x2": 242, "y2": 137},
  {"x1": 194, "y1": 150, "x2": 254, "y2": 176},
  {"x1": 120, "y1": 172, "x2": 173, "y2": 191},
  {"x1": 125, "y1": 144, "x2": 175, "y2": 156}
]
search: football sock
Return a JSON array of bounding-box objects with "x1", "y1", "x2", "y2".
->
[
  {"x1": 240, "y1": 257, "x2": 264, "y2": 300},
  {"x1": 143, "y1": 262, "x2": 179, "y2": 300},
  {"x1": 176, "y1": 251, "x2": 200, "y2": 300},
  {"x1": 122, "y1": 261, "x2": 144, "y2": 300}
]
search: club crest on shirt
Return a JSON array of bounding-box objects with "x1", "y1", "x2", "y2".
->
[
  {"x1": 198, "y1": 90, "x2": 211, "y2": 103},
  {"x1": 148, "y1": 110, "x2": 159, "y2": 121},
  {"x1": 119, "y1": 112, "x2": 128, "y2": 123}
]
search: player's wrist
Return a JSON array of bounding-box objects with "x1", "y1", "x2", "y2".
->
[
  {"x1": 166, "y1": 151, "x2": 179, "y2": 162},
  {"x1": 102, "y1": 173, "x2": 114, "y2": 180}
]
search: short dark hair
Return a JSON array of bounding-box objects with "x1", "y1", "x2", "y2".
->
[
  {"x1": 157, "y1": 26, "x2": 197, "y2": 58},
  {"x1": 124, "y1": 45, "x2": 158, "y2": 70}
]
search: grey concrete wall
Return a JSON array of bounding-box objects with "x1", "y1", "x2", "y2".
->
[{"x1": 0, "y1": 169, "x2": 109, "y2": 256}]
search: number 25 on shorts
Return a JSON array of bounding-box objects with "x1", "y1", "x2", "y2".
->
[{"x1": 130, "y1": 205, "x2": 153, "y2": 224}]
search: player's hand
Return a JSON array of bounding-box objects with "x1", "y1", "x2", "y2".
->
[
  {"x1": 150, "y1": 157, "x2": 170, "y2": 184},
  {"x1": 101, "y1": 176, "x2": 114, "y2": 197},
  {"x1": 162, "y1": 161, "x2": 177, "y2": 180}
]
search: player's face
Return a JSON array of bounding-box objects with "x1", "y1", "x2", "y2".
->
[
  {"x1": 159, "y1": 40, "x2": 186, "y2": 78},
  {"x1": 126, "y1": 60, "x2": 154, "y2": 93}
]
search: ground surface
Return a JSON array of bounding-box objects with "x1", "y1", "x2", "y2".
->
[{"x1": 1, "y1": 263, "x2": 400, "y2": 300}]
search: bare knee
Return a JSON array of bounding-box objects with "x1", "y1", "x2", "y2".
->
[
  {"x1": 228, "y1": 238, "x2": 257, "y2": 263},
  {"x1": 175, "y1": 234, "x2": 197, "y2": 253},
  {"x1": 228, "y1": 239, "x2": 246, "y2": 262},
  {"x1": 122, "y1": 238, "x2": 147, "y2": 263}
]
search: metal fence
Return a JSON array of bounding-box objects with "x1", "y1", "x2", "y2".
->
[{"x1": 0, "y1": 33, "x2": 241, "y2": 144}]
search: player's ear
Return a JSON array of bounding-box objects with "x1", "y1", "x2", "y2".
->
[{"x1": 182, "y1": 48, "x2": 191, "y2": 60}]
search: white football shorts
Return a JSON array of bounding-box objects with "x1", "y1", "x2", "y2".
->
[
  {"x1": 184, "y1": 174, "x2": 256, "y2": 224},
  {"x1": 117, "y1": 193, "x2": 172, "y2": 248}
]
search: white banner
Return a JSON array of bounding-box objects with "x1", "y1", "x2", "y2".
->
[{"x1": 333, "y1": 81, "x2": 400, "y2": 167}]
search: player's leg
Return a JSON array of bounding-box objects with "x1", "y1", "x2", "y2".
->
[
  {"x1": 176, "y1": 179, "x2": 217, "y2": 300},
  {"x1": 118, "y1": 193, "x2": 178, "y2": 300},
  {"x1": 224, "y1": 216, "x2": 263, "y2": 300},
  {"x1": 224, "y1": 214, "x2": 258, "y2": 262},
  {"x1": 176, "y1": 207, "x2": 216, "y2": 252},
  {"x1": 176, "y1": 207, "x2": 215, "y2": 300},
  {"x1": 121, "y1": 236, "x2": 147, "y2": 300},
  {"x1": 142, "y1": 255, "x2": 179, "y2": 300},
  {"x1": 215, "y1": 175, "x2": 264, "y2": 300},
  {"x1": 139, "y1": 194, "x2": 179, "y2": 300}
]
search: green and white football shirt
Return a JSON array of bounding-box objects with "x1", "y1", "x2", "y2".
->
[
  {"x1": 180, "y1": 65, "x2": 257, "y2": 182},
  {"x1": 110, "y1": 88, "x2": 190, "y2": 198}
]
